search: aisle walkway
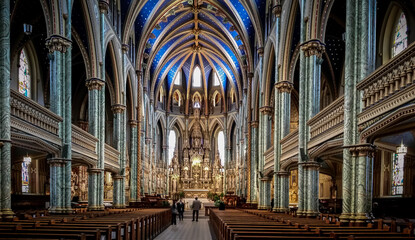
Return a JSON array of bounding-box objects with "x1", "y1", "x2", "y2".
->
[{"x1": 155, "y1": 210, "x2": 214, "y2": 240}]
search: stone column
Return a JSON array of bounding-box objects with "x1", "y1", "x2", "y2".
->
[
  {"x1": 129, "y1": 120, "x2": 138, "y2": 202},
  {"x1": 85, "y1": 78, "x2": 105, "y2": 211},
  {"x1": 88, "y1": 168, "x2": 102, "y2": 210},
  {"x1": 301, "y1": 162, "x2": 320, "y2": 217},
  {"x1": 136, "y1": 71, "x2": 143, "y2": 198},
  {"x1": 47, "y1": 158, "x2": 65, "y2": 213},
  {"x1": 277, "y1": 171, "x2": 290, "y2": 212},
  {"x1": 165, "y1": 113, "x2": 170, "y2": 196},
  {"x1": 223, "y1": 114, "x2": 228, "y2": 194},
  {"x1": 273, "y1": 81, "x2": 293, "y2": 212},
  {"x1": 0, "y1": 0, "x2": 14, "y2": 219},
  {"x1": 250, "y1": 121, "x2": 259, "y2": 204},
  {"x1": 246, "y1": 72, "x2": 253, "y2": 203},
  {"x1": 46, "y1": 34, "x2": 72, "y2": 214},
  {"x1": 346, "y1": 144, "x2": 375, "y2": 224},
  {"x1": 259, "y1": 106, "x2": 272, "y2": 209},
  {"x1": 112, "y1": 104, "x2": 126, "y2": 208},
  {"x1": 340, "y1": 0, "x2": 376, "y2": 224}
]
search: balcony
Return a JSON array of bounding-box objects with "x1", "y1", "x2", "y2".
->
[
  {"x1": 10, "y1": 89, "x2": 62, "y2": 146},
  {"x1": 307, "y1": 96, "x2": 344, "y2": 149},
  {"x1": 72, "y1": 124, "x2": 98, "y2": 160},
  {"x1": 105, "y1": 143, "x2": 120, "y2": 171},
  {"x1": 280, "y1": 129, "x2": 298, "y2": 161},
  {"x1": 357, "y1": 42, "x2": 415, "y2": 125}
]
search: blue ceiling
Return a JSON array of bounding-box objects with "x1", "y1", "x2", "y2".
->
[{"x1": 124, "y1": 0, "x2": 264, "y2": 99}]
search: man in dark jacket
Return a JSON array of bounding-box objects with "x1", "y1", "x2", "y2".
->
[{"x1": 177, "y1": 199, "x2": 185, "y2": 221}]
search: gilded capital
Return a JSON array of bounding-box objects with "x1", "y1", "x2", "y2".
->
[
  {"x1": 85, "y1": 78, "x2": 105, "y2": 90},
  {"x1": 45, "y1": 35, "x2": 72, "y2": 53},
  {"x1": 301, "y1": 39, "x2": 325, "y2": 58},
  {"x1": 259, "y1": 106, "x2": 273, "y2": 115},
  {"x1": 275, "y1": 81, "x2": 293, "y2": 93},
  {"x1": 99, "y1": 0, "x2": 110, "y2": 13},
  {"x1": 111, "y1": 104, "x2": 126, "y2": 113}
]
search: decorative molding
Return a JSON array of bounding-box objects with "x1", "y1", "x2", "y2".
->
[
  {"x1": 259, "y1": 106, "x2": 273, "y2": 115},
  {"x1": 344, "y1": 144, "x2": 376, "y2": 158},
  {"x1": 257, "y1": 47, "x2": 264, "y2": 56},
  {"x1": 275, "y1": 81, "x2": 293, "y2": 93},
  {"x1": 111, "y1": 104, "x2": 126, "y2": 113},
  {"x1": 272, "y1": 4, "x2": 282, "y2": 17},
  {"x1": 250, "y1": 121, "x2": 259, "y2": 128},
  {"x1": 99, "y1": 0, "x2": 109, "y2": 13},
  {"x1": 122, "y1": 44, "x2": 129, "y2": 53},
  {"x1": 85, "y1": 78, "x2": 105, "y2": 90},
  {"x1": 45, "y1": 34, "x2": 72, "y2": 53},
  {"x1": 300, "y1": 39, "x2": 325, "y2": 58}
]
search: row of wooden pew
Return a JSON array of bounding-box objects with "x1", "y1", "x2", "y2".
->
[
  {"x1": 209, "y1": 209, "x2": 415, "y2": 240},
  {"x1": 0, "y1": 208, "x2": 171, "y2": 240}
]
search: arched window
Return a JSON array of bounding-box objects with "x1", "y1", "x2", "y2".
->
[
  {"x1": 217, "y1": 131, "x2": 225, "y2": 166},
  {"x1": 22, "y1": 157, "x2": 31, "y2": 193},
  {"x1": 392, "y1": 11, "x2": 408, "y2": 57},
  {"x1": 19, "y1": 48, "x2": 31, "y2": 97},
  {"x1": 168, "y1": 130, "x2": 176, "y2": 164},
  {"x1": 214, "y1": 72, "x2": 220, "y2": 86},
  {"x1": 174, "y1": 72, "x2": 181, "y2": 85},
  {"x1": 192, "y1": 66, "x2": 202, "y2": 87}
]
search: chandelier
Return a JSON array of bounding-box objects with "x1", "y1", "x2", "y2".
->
[{"x1": 396, "y1": 140, "x2": 407, "y2": 155}]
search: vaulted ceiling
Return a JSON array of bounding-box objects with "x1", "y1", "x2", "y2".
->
[{"x1": 122, "y1": 0, "x2": 266, "y2": 103}]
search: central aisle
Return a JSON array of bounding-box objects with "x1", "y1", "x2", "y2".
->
[{"x1": 155, "y1": 210, "x2": 214, "y2": 240}]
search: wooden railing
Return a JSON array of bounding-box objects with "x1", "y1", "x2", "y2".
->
[
  {"x1": 357, "y1": 42, "x2": 415, "y2": 124},
  {"x1": 280, "y1": 129, "x2": 298, "y2": 161},
  {"x1": 307, "y1": 96, "x2": 344, "y2": 149},
  {"x1": 10, "y1": 89, "x2": 62, "y2": 136}
]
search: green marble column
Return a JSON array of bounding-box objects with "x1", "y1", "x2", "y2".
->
[
  {"x1": 112, "y1": 104, "x2": 126, "y2": 208},
  {"x1": 274, "y1": 82, "x2": 293, "y2": 212},
  {"x1": 250, "y1": 121, "x2": 259, "y2": 204},
  {"x1": 246, "y1": 73, "x2": 253, "y2": 203},
  {"x1": 86, "y1": 79, "x2": 105, "y2": 210},
  {"x1": 129, "y1": 120, "x2": 138, "y2": 202},
  {"x1": 340, "y1": 0, "x2": 376, "y2": 224},
  {"x1": 0, "y1": 0, "x2": 13, "y2": 220},
  {"x1": 45, "y1": 34, "x2": 72, "y2": 214}
]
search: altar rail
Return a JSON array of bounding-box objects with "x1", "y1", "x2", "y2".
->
[
  {"x1": 357, "y1": 42, "x2": 415, "y2": 124},
  {"x1": 307, "y1": 96, "x2": 344, "y2": 149}
]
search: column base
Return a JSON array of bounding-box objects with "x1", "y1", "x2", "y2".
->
[
  {"x1": 1, "y1": 209, "x2": 15, "y2": 220},
  {"x1": 113, "y1": 204, "x2": 126, "y2": 209},
  {"x1": 339, "y1": 213, "x2": 352, "y2": 224},
  {"x1": 305, "y1": 210, "x2": 319, "y2": 218}
]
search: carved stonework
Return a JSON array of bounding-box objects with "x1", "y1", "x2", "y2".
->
[
  {"x1": 257, "y1": 47, "x2": 264, "y2": 56},
  {"x1": 275, "y1": 81, "x2": 293, "y2": 93},
  {"x1": 111, "y1": 104, "x2": 126, "y2": 113},
  {"x1": 122, "y1": 44, "x2": 129, "y2": 53},
  {"x1": 85, "y1": 78, "x2": 105, "y2": 91},
  {"x1": 301, "y1": 39, "x2": 325, "y2": 58},
  {"x1": 45, "y1": 35, "x2": 72, "y2": 53},
  {"x1": 346, "y1": 144, "x2": 376, "y2": 158},
  {"x1": 250, "y1": 121, "x2": 259, "y2": 128},
  {"x1": 99, "y1": 0, "x2": 109, "y2": 13},
  {"x1": 260, "y1": 106, "x2": 273, "y2": 116},
  {"x1": 272, "y1": 4, "x2": 282, "y2": 17}
]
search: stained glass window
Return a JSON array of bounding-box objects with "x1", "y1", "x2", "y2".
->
[
  {"x1": 217, "y1": 131, "x2": 225, "y2": 166},
  {"x1": 168, "y1": 130, "x2": 176, "y2": 164},
  {"x1": 192, "y1": 66, "x2": 202, "y2": 87},
  {"x1": 214, "y1": 72, "x2": 220, "y2": 86},
  {"x1": 392, "y1": 153, "x2": 405, "y2": 195},
  {"x1": 392, "y1": 12, "x2": 408, "y2": 57},
  {"x1": 19, "y1": 48, "x2": 31, "y2": 98},
  {"x1": 22, "y1": 157, "x2": 31, "y2": 193}
]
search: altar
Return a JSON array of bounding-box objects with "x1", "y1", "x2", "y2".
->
[{"x1": 183, "y1": 189, "x2": 209, "y2": 198}]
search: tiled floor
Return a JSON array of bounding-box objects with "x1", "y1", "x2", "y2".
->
[{"x1": 155, "y1": 211, "x2": 214, "y2": 240}]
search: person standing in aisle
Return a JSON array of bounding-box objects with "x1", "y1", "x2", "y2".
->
[{"x1": 191, "y1": 197, "x2": 201, "y2": 222}]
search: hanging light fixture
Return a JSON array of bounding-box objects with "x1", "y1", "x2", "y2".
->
[{"x1": 396, "y1": 140, "x2": 407, "y2": 155}]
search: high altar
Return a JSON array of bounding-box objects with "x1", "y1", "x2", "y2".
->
[{"x1": 169, "y1": 96, "x2": 223, "y2": 198}]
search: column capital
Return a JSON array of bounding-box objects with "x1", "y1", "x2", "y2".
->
[
  {"x1": 250, "y1": 121, "x2": 259, "y2": 128},
  {"x1": 259, "y1": 106, "x2": 273, "y2": 115},
  {"x1": 298, "y1": 161, "x2": 320, "y2": 170},
  {"x1": 257, "y1": 47, "x2": 264, "y2": 56},
  {"x1": 85, "y1": 78, "x2": 105, "y2": 90},
  {"x1": 45, "y1": 35, "x2": 72, "y2": 53},
  {"x1": 111, "y1": 104, "x2": 126, "y2": 113},
  {"x1": 47, "y1": 158, "x2": 69, "y2": 166},
  {"x1": 122, "y1": 44, "x2": 129, "y2": 53},
  {"x1": 99, "y1": 0, "x2": 110, "y2": 13},
  {"x1": 112, "y1": 175, "x2": 124, "y2": 180},
  {"x1": 88, "y1": 168, "x2": 104, "y2": 173},
  {"x1": 344, "y1": 144, "x2": 376, "y2": 157},
  {"x1": 136, "y1": 70, "x2": 143, "y2": 77},
  {"x1": 275, "y1": 81, "x2": 293, "y2": 93},
  {"x1": 276, "y1": 171, "x2": 290, "y2": 176},
  {"x1": 129, "y1": 120, "x2": 138, "y2": 126},
  {"x1": 272, "y1": 4, "x2": 282, "y2": 17},
  {"x1": 247, "y1": 72, "x2": 254, "y2": 79},
  {"x1": 300, "y1": 39, "x2": 325, "y2": 58}
]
